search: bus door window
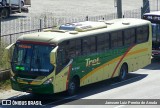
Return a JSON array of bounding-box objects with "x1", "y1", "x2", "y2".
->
[{"x1": 56, "y1": 42, "x2": 70, "y2": 74}]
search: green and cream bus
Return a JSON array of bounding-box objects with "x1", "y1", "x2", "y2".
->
[{"x1": 5, "y1": 18, "x2": 152, "y2": 95}]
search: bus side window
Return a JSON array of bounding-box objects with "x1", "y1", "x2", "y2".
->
[
  {"x1": 60, "y1": 39, "x2": 82, "y2": 59},
  {"x1": 111, "y1": 31, "x2": 123, "y2": 48},
  {"x1": 124, "y1": 28, "x2": 136, "y2": 46},
  {"x1": 68, "y1": 40, "x2": 76, "y2": 58},
  {"x1": 97, "y1": 33, "x2": 109, "y2": 52},
  {"x1": 82, "y1": 36, "x2": 96, "y2": 55},
  {"x1": 143, "y1": 26, "x2": 149, "y2": 42},
  {"x1": 75, "y1": 39, "x2": 81, "y2": 56},
  {"x1": 136, "y1": 26, "x2": 149, "y2": 43}
]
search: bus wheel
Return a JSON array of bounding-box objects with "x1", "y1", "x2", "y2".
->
[
  {"x1": 118, "y1": 64, "x2": 128, "y2": 81},
  {"x1": 67, "y1": 79, "x2": 78, "y2": 95},
  {"x1": 1, "y1": 0, "x2": 7, "y2": 6}
]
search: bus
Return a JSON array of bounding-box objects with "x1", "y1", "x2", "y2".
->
[
  {"x1": 143, "y1": 11, "x2": 160, "y2": 58},
  {"x1": 5, "y1": 18, "x2": 152, "y2": 95}
]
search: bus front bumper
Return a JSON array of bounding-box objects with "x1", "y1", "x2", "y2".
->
[{"x1": 10, "y1": 79, "x2": 54, "y2": 94}]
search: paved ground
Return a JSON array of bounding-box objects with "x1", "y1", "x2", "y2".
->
[
  {"x1": 23, "y1": 0, "x2": 143, "y2": 18},
  {"x1": 11, "y1": 0, "x2": 160, "y2": 18},
  {"x1": 0, "y1": 0, "x2": 144, "y2": 47},
  {"x1": 1, "y1": 0, "x2": 144, "y2": 36}
]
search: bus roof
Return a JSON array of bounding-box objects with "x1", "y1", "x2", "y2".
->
[
  {"x1": 17, "y1": 18, "x2": 151, "y2": 45},
  {"x1": 143, "y1": 11, "x2": 160, "y2": 16}
]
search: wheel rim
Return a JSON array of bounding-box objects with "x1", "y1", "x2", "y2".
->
[
  {"x1": 121, "y1": 68, "x2": 126, "y2": 79},
  {"x1": 69, "y1": 82, "x2": 75, "y2": 91},
  {"x1": 2, "y1": 0, "x2": 6, "y2": 6}
]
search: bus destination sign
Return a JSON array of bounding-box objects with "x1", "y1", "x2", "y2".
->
[{"x1": 143, "y1": 15, "x2": 160, "y2": 22}]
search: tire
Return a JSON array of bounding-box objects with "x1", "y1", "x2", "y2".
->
[
  {"x1": 1, "y1": 0, "x2": 7, "y2": 6},
  {"x1": 118, "y1": 64, "x2": 128, "y2": 81},
  {"x1": 0, "y1": 8, "x2": 9, "y2": 19},
  {"x1": 67, "y1": 79, "x2": 78, "y2": 95}
]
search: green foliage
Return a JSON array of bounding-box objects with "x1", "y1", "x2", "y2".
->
[
  {"x1": 0, "y1": 42, "x2": 9, "y2": 70},
  {"x1": 0, "y1": 79, "x2": 11, "y2": 92}
]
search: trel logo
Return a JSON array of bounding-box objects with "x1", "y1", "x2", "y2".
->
[{"x1": 85, "y1": 58, "x2": 100, "y2": 67}]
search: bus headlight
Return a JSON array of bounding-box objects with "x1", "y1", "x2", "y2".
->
[{"x1": 43, "y1": 77, "x2": 53, "y2": 85}]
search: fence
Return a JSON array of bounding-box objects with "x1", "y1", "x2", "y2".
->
[
  {"x1": 0, "y1": 8, "x2": 142, "y2": 71},
  {"x1": 149, "y1": 0, "x2": 160, "y2": 11}
]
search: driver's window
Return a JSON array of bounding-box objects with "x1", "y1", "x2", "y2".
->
[{"x1": 56, "y1": 41, "x2": 70, "y2": 74}]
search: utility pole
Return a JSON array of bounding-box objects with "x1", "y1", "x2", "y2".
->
[
  {"x1": 117, "y1": 0, "x2": 122, "y2": 18},
  {"x1": 157, "y1": 0, "x2": 159, "y2": 11}
]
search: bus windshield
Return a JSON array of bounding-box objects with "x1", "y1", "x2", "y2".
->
[
  {"x1": 152, "y1": 23, "x2": 160, "y2": 50},
  {"x1": 11, "y1": 43, "x2": 55, "y2": 76},
  {"x1": 152, "y1": 23, "x2": 160, "y2": 42}
]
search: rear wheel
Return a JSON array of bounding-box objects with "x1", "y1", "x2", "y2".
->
[
  {"x1": 118, "y1": 64, "x2": 128, "y2": 81},
  {"x1": 0, "y1": 8, "x2": 9, "y2": 19}
]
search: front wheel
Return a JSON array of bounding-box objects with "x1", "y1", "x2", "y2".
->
[
  {"x1": 67, "y1": 79, "x2": 78, "y2": 95},
  {"x1": 1, "y1": 0, "x2": 7, "y2": 6},
  {"x1": 118, "y1": 64, "x2": 128, "y2": 81}
]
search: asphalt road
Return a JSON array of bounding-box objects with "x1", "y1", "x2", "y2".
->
[{"x1": 0, "y1": 58, "x2": 160, "y2": 108}]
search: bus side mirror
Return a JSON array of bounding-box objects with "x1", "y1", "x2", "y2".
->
[
  {"x1": 50, "y1": 46, "x2": 59, "y2": 65},
  {"x1": 5, "y1": 43, "x2": 15, "y2": 62}
]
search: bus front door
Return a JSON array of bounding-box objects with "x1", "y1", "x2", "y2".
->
[{"x1": 54, "y1": 48, "x2": 71, "y2": 93}]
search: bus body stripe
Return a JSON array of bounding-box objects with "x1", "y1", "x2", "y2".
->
[
  {"x1": 80, "y1": 56, "x2": 121, "y2": 82},
  {"x1": 111, "y1": 45, "x2": 135, "y2": 78},
  {"x1": 66, "y1": 64, "x2": 72, "y2": 90},
  {"x1": 80, "y1": 47, "x2": 148, "y2": 83}
]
